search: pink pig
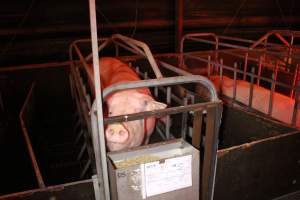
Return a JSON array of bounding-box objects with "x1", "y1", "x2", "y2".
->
[
  {"x1": 86, "y1": 57, "x2": 167, "y2": 151},
  {"x1": 197, "y1": 75, "x2": 300, "y2": 127}
]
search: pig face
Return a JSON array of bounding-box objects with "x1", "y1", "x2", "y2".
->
[{"x1": 105, "y1": 90, "x2": 167, "y2": 151}]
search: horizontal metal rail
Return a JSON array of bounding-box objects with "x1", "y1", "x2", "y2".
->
[
  {"x1": 250, "y1": 30, "x2": 300, "y2": 49},
  {"x1": 70, "y1": 34, "x2": 163, "y2": 80},
  {"x1": 183, "y1": 53, "x2": 296, "y2": 91},
  {"x1": 181, "y1": 32, "x2": 300, "y2": 61},
  {"x1": 102, "y1": 75, "x2": 219, "y2": 101},
  {"x1": 103, "y1": 101, "x2": 221, "y2": 124}
]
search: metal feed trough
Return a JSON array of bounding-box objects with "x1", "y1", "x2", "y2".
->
[
  {"x1": 145, "y1": 30, "x2": 300, "y2": 200},
  {"x1": 69, "y1": 34, "x2": 223, "y2": 200}
]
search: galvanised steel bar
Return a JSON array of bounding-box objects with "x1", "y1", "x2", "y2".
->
[
  {"x1": 243, "y1": 52, "x2": 249, "y2": 80},
  {"x1": 207, "y1": 55, "x2": 211, "y2": 76},
  {"x1": 182, "y1": 32, "x2": 300, "y2": 61},
  {"x1": 103, "y1": 101, "x2": 221, "y2": 125},
  {"x1": 102, "y1": 75, "x2": 219, "y2": 101},
  {"x1": 268, "y1": 73, "x2": 276, "y2": 116},
  {"x1": 88, "y1": 0, "x2": 110, "y2": 199},
  {"x1": 233, "y1": 62, "x2": 238, "y2": 101},
  {"x1": 180, "y1": 33, "x2": 219, "y2": 68},
  {"x1": 91, "y1": 105, "x2": 106, "y2": 200},
  {"x1": 85, "y1": 38, "x2": 112, "y2": 62},
  {"x1": 292, "y1": 81, "x2": 300, "y2": 126},
  {"x1": 218, "y1": 59, "x2": 224, "y2": 95},
  {"x1": 249, "y1": 67, "x2": 255, "y2": 107},
  {"x1": 72, "y1": 44, "x2": 90, "y2": 72},
  {"x1": 291, "y1": 64, "x2": 299, "y2": 98},
  {"x1": 257, "y1": 56, "x2": 263, "y2": 86},
  {"x1": 111, "y1": 34, "x2": 163, "y2": 78},
  {"x1": 19, "y1": 83, "x2": 45, "y2": 189},
  {"x1": 182, "y1": 53, "x2": 295, "y2": 91},
  {"x1": 181, "y1": 97, "x2": 188, "y2": 139},
  {"x1": 191, "y1": 108, "x2": 203, "y2": 148},
  {"x1": 201, "y1": 105, "x2": 222, "y2": 200},
  {"x1": 166, "y1": 86, "x2": 172, "y2": 139}
]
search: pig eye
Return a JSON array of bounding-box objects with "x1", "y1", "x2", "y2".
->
[{"x1": 108, "y1": 111, "x2": 112, "y2": 115}]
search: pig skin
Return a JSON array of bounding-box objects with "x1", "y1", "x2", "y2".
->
[
  {"x1": 199, "y1": 75, "x2": 300, "y2": 127},
  {"x1": 85, "y1": 57, "x2": 166, "y2": 151}
]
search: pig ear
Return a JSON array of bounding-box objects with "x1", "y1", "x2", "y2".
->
[{"x1": 144, "y1": 100, "x2": 167, "y2": 111}]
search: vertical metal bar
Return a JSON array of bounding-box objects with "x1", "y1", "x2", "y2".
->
[
  {"x1": 88, "y1": 0, "x2": 110, "y2": 199},
  {"x1": 181, "y1": 97, "x2": 188, "y2": 139},
  {"x1": 86, "y1": 94, "x2": 92, "y2": 110},
  {"x1": 166, "y1": 87, "x2": 171, "y2": 139},
  {"x1": 288, "y1": 35, "x2": 294, "y2": 66},
  {"x1": 291, "y1": 64, "x2": 299, "y2": 98},
  {"x1": 114, "y1": 43, "x2": 119, "y2": 57},
  {"x1": 233, "y1": 62, "x2": 237, "y2": 101},
  {"x1": 202, "y1": 105, "x2": 222, "y2": 200},
  {"x1": 154, "y1": 87, "x2": 158, "y2": 98},
  {"x1": 215, "y1": 37, "x2": 219, "y2": 62},
  {"x1": 144, "y1": 72, "x2": 148, "y2": 80},
  {"x1": 207, "y1": 56, "x2": 211, "y2": 77},
  {"x1": 257, "y1": 56, "x2": 263, "y2": 86},
  {"x1": 191, "y1": 109, "x2": 203, "y2": 148},
  {"x1": 243, "y1": 52, "x2": 249, "y2": 80},
  {"x1": 292, "y1": 81, "x2": 300, "y2": 126},
  {"x1": 91, "y1": 105, "x2": 106, "y2": 200},
  {"x1": 249, "y1": 67, "x2": 255, "y2": 107},
  {"x1": 268, "y1": 73, "x2": 276, "y2": 116},
  {"x1": 218, "y1": 59, "x2": 223, "y2": 95},
  {"x1": 93, "y1": 175, "x2": 102, "y2": 200},
  {"x1": 274, "y1": 61, "x2": 279, "y2": 83},
  {"x1": 135, "y1": 66, "x2": 140, "y2": 74},
  {"x1": 175, "y1": 0, "x2": 184, "y2": 53}
]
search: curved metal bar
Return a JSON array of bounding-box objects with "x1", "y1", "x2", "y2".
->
[
  {"x1": 250, "y1": 30, "x2": 300, "y2": 49},
  {"x1": 180, "y1": 33, "x2": 219, "y2": 53},
  {"x1": 111, "y1": 34, "x2": 163, "y2": 78},
  {"x1": 69, "y1": 34, "x2": 163, "y2": 79},
  {"x1": 180, "y1": 33, "x2": 219, "y2": 68},
  {"x1": 102, "y1": 75, "x2": 219, "y2": 102},
  {"x1": 85, "y1": 38, "x2": 113, "y2": 62}
]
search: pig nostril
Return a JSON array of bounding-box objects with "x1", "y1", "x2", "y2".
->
[
  {"x1": 107, "y1": 129, "x2": 114, "y2": 135},
  {"x1": 119, "y1": 130, "x2": 127, "y2": 136}
]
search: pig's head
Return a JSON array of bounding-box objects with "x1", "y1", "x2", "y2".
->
[{"x1": 105, "y1": 90, "x2": 167, "y2": 151}]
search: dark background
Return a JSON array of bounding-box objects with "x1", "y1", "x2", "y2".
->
[{"x1": 0, "y1": 0, "x2": 299, "y2": 67}]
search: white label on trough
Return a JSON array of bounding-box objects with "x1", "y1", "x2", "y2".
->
[{"x1": 141, "y1": 155, "x2": 192, "y2": 198}]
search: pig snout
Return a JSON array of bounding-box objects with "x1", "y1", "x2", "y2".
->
[{"x1": 105, "y1": 124, "x2": 129, "y2": 143}]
